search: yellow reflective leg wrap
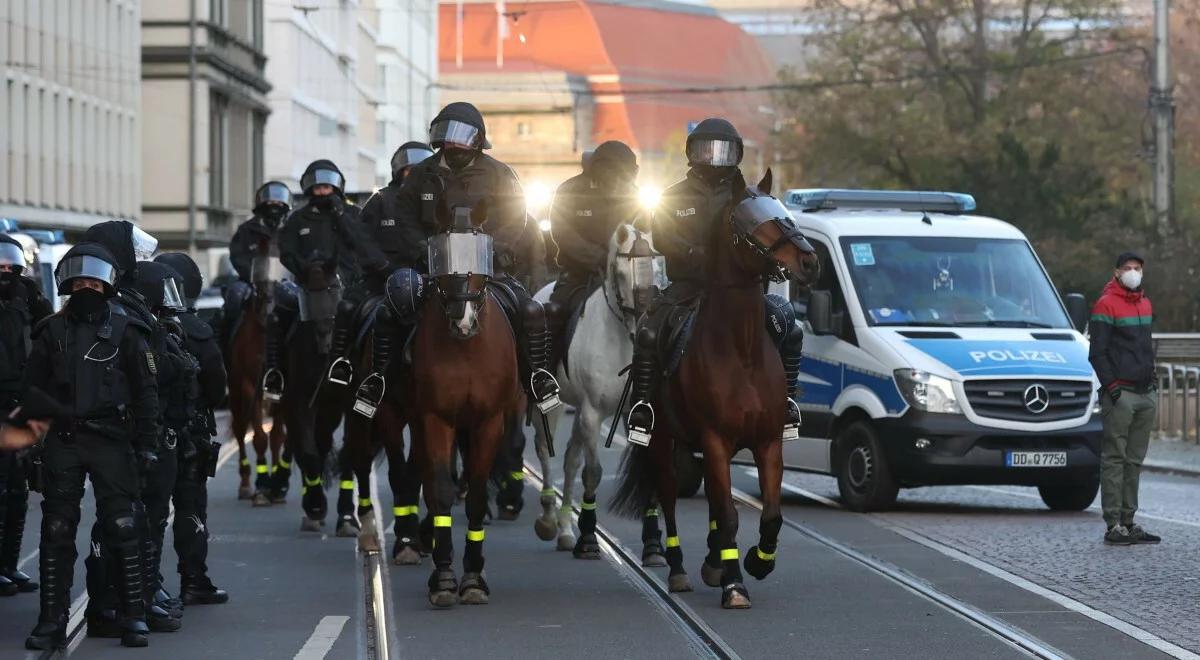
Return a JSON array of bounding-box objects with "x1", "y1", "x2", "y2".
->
[
  {"x1": 580, "y1": 501, "x2": 598, "y2": 511},
  {"x1": 256, "y1": 464, "x2": 269, "y2": 474},
  {"x1": 304, "y1": 475, "x2": 322, "y2": 487},
  {"x1": 644, "y1": 508, "x2": 658, "y2": 517},
  {"x1": 755, "y1": 547, "x2": 776, "y2": 562},
  {"x1": 720, "y1": 548, "x2": 739, "y2": 561},
  {"x1": 393, "y1": 505, "x2": 419, "y2": 517},
  {"x1": 277, "y1": 457, "x2": 291, "y2": 469},
  {"x1": 665, "y1": 536, "x2": 680, "y2": 548},
  {"x1": 509, "y1": 471, "x2": 525, "y2": 481},
  {"x1": 358, "y1": 498, "x2": 372, "y2": 508},
  {"x1": 709, "y1": 520, "x2": 717, "y2": 531},
  {"x1": 540, "y1": 488, "x2": 555, "y2": 497},
  {"x1": 466, "y1": 529, "x2": 485, "y2": 542},
  {"x1": 339, "y1": 480, "x2": 355, "y2": 490},
  {"x1": 240, "y1": 457, "x2": 249, "y2": 467},
  {"x1": 433, "y1": 516, "x2": 453, "y2": 528}
]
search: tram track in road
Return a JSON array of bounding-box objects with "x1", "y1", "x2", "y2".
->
[
  {"x1": 523, "y1": 461, "x2": 742, "y2": 660},
  {"x1": 359, "y1": 457, "x2": 398, "y2": 660}
]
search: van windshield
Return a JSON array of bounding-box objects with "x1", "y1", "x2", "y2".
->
[{"x1": 838, "y1": 236, "x2": 1072, "y2": 328}]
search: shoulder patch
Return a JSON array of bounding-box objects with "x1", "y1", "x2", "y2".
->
[
  {"x1": 300, "y1": 227, "x2": 311, "y2": 235},
  {"x1": 145, "y1": 351, "x2": 158, "y2": 375},
  {"x1": 421, "y1": 193, "x2": 435, "y2": 201}
]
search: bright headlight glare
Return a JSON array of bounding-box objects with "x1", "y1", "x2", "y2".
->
[
  {"x1": 538, "y1": 218, "x2": 552, "y2": 233},
  {"x1": 895, "y1": 369, "x2": 961, "y2": 414},
  {"x1": 637, "y1": 184, "x2": 662, "y2": 211},
  {"x1": 525, "y1": 182, "x2": 553, "y2": 212}
]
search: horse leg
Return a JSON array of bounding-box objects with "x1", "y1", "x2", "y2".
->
[
  {"x1": 355, "y1": 440, "x2": 379, "y2": 553},
  {"x1": 699, "y1": 432, "x2": 749, "y2": 609},
  {"x1": 558, "y1": 406, "x2": 592, "y2": 552},
  {"x1": 532, "y1": 406, "x2": 559, "y2": 543},
  {"x1": 231, "y1": 399, "x2": 253, "y2": 500},
  {"x1": 743, "y1": 439, "x2": 783, "y2": 582},
  {"x1": 422, "y1": 414, "x2": 458, "y2": 608},
  {"x1": 251, "y1": 398, "x2": 272, "y2": 506},
  {"x1": 460, "y1": 413, "x2": 503, "y2": 605},
  {"x1": 495, "y1": 417, "x2": 526, "y2": 521},
  {"x1": 268, "y1": 414, "x2": 291, "y2": 503},
  {"x1": 651, "y1": 430, "x2": 689, "y2": 591},
  {"x1": 383, "y1": 414, "x2": 421, "y2": 565},
  {"x1": 336, "y1": 414, "x2": 367, "y2": 539},
  {"x1": 571, "y1": 405, "x2": 603, "y2": 560}
]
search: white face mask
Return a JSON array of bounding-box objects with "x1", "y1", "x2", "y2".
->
[{"x1": 1119, "y1": 269, "x2": 1143, "y2": 290}]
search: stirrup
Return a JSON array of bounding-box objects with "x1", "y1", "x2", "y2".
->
[
  {"x1": 626, "y1": 401, "x2": 654, "y2": 447},
  {"x1": 781, "y1": 399, "x2": 802, "y2": 442},
  {"x1": 353, "y1": 373, "x2": 386, "y2": 419},
  {"x1": 530, "y1": 369, "x2": 562, "y2": 414},
  {"x1": 262, "y1": 369, "x2": 284, "y2": 402},
  {"x1": 327, "y1": 357, "x2": 353, "y2": 386}
]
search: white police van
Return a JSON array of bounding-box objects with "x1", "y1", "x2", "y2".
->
[{"x1": 783, "y1": 190, "x2": 1101, "y2": 512}]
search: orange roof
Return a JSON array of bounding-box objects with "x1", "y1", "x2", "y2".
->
[{"x1": 438, "y1": 0, "x2": 775, "y2": 152}]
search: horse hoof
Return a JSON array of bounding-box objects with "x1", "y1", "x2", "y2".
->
[
  {"x1": 238, "y1": 486, "x2": 254, "y2": 500},
  {"x1": 498, "y1": 507, "x2": 520, "y2": 522},
  {"x1": 572, "y1": 538, "x2": 601, "y2": 560},
  {"x1": 721, "y1": 584, "x2": 751, "y2": 610},
  {"x1": 556, "y1": 533, "x2": 577, "y2": 552},
  {"x1": 642, "y1": 553, "x2": 667, "y2": 568},
  {"x1": 459, "y1": 573, "x2": 490, "y2": 605},
  {"x1": 533, "y1": 517, "x2": 557, "y2": 541},
  {"x1": 668, "y1": 574, "x2": 694, "y2": 593},
  {"x1": 700, "y1": 561, "x2": 723, "y2": 588},
  {"x1": 428, "y1": 591, "x2": 457, "y2": 609},
  {"x1": 251, "y1": 492, "x2": 271, "y2": 507},
  {"x1": 270, "y1": 492, "x2": 288, "y2": 505},
  {"x1": 393, "y1": 546, "x2": 422, "y2": 566},
  {"x1": 336, "y1": 517, "x2": 361, "y2": 538},
  {"x1": 358, "y1": 532, "x2": 381, "y2": 553},
  {"x1": 300, "y1": 517, "x2": 322, "y2": 532}
]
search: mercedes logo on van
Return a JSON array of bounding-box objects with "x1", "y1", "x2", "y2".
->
[{"x1": 1023, "y1": 384, "x2": 1050, "y2": 414}]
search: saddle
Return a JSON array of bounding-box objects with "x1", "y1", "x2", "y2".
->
[
  {"x1": 351, "y1": 294, "x2": 386, "y2": 350},
  {"x1": 657, "y1": 295, "x2": 703, "y2": 377}
]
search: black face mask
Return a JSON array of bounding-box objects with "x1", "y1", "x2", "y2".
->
[
  {"x1": 443, "y1": 149, "x2": 476, "y2": 172},
  {"x1": 0, "y1": 271, "x2": 16, "y2": 286},
  {"x1": 311, "y1": 195, "x2": 336, "y2": 212},
  {"x1": 68, "y1": 288, "x2": 108, "y2": 318},
  {"x1": 263, "y1": 206, "x2": 287, "y2": 228},
  {"x1": 693, "y1": 165, "x2": 737, "y2": 186}
]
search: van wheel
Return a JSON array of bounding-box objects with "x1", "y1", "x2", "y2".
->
[
  {"x1": 835, "y1": 421, "x2": 899, "y2": 512},
  {"x1": 674, "y1": 445, "x2": 703, "y2": 498},
  {"x1": 1038, "y1": 476, "x2": 1099, "y2": 511}
]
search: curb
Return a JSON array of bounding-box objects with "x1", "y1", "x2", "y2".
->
[{"x1": 1142, "y1": 459, "x2": 1200, "y2": 478}]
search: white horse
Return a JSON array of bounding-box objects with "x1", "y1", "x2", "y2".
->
[{"x1": 533, "y1": 224, "x2": 666, "y2": 561}]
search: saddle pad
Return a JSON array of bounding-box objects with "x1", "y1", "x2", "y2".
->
[{"x1": 559, "y1": 281, "x2": 599, "y2": 379}]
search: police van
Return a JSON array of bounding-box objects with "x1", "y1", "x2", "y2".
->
[{"x1": 782, "y1": 189, "x2": 1101, "y2": 512}]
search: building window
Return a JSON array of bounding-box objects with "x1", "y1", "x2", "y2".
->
[
  {"x1": 377, "y1": 120, "x2": 387, "y2": 148},
  {"x1": 210, "y1": 92, "x2": 229, "y2": 210},
  {"x1": 318, "y1": 116, "x2": 336, "y2": 137},
  {"x1": 211, "y1": 0, "x2": 227, "y2": 28},
  {"x1": 252, "y1": 0, "x2": 263, "y2": 48},
  {"x1": 517, "y1": 121, "x2": 532, "y2": 138},
  {"x1": 252, "y1": 112, "x2": 266, "y2": 187},
  {"x1": 378, "y1": 64, "x2": 388, "y2": 98}
]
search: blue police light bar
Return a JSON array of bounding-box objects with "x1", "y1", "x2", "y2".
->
[
  {"x1": 785, "y1": 189, "x2": 976, "y2": 214},
  {"x1": 20, "y1": 229, "x2": 65, "y2": 245},
  {"x1": 0, "y1": 219, "x2": 19, "y2": 232}
]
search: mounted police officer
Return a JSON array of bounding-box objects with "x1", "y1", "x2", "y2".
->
[
  {"x1": 224, "y1": 181, "x2": 291, "y2": 350},
  {"x1": 368, "y1": 102, "x2": 561, "y2": 411},
  {"x1": 272, "y1": 159, "x2": 389, "y2": 395},
  {"x1": 24, "y1": 243, "x2": 158, "y2": 650},
  {"x1": 155, "y1": 253, "x2": 230, "y2": 604},
  {"x1": 0, "y1": 234, "x2": 53, "y2": 597},
  {"x1": 545, "y1": 140, "x2": 640, "y2": 361},
  {"x1": 625, "y1": 118, "x2": 805, "y2": 443}
]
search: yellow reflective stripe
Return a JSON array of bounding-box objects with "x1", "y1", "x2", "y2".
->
[
  {"x1": 433, "y1": 516, "x2": 452, "y2": 528},
  {"x1": 277, "y1": 457, "x2": 291, "y2": 469},
  {"x1": 256, "y1": 464, "x2": 269, "y2": 474},
  {"x1": 239, "y1": 457, "x2": 249, "y2": 467},
  {"x1": 301, "y1": 486, "x2": 309, "y2": 495},
  {"x1": 755, "y1": 547, "x2": 776, "y2": 562},
  {"x1": 665, "y1": 536, "x2": 680, "y2": 548},
  {"x1": 509, "y1": 471, "x2": 525, "y2": 481},
  {"x1": 540, "y1": 488, "x2": 556, "y2": 497},
  {"x1": 644, "y1": 508, "x2": 658, "y2": 517},
  {"x1": 466, "y1": 529, "x2": 485, "y2": 542},
  {"x1": 304, "y1": 476, "x2": 322, "y2": 487},
  {"x1": 358, "y1": 498, "x2": 372, "y2": 508},
  {"x1": 580, "y1": 501, "x2": 597, "y2": 511},
  {"x1": 720, "y1": 548, "x2": 739, "y2": 561},
  {"x1": 339, "y1": 480, "x2": 355, "y2": 490},
  {"x1": 393, "y1": 505, "x2": 418, "y2": 517},
  {"x1": 709, "y1": 520, "x2": 717, "y2": 531}
]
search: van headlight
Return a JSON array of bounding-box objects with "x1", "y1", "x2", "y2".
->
[{"x1": 895, "y1": 369, "x2": 962, "y2": 414}]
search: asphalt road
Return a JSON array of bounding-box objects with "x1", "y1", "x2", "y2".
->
[{"x1": 2, "y1": 411, "x2": 1196, "y2": 659}]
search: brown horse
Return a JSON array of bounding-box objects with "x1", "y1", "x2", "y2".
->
[
  {"x1": 610, "y1": 170, "x2": 819, "y2": 609},
  {"x1": 411, "y1": 202, "x2": 522, "y2": 608},
  {"x1": 226, "y1": 277, "x2": 290, "y2": 504}
]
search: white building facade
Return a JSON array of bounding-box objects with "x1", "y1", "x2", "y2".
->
[
  {"x1": 375, "y1": 0, "x2": 439, "y2": 186},
  {"x1": 1, "y1": 0, "x2": 142, "y2": 229}
]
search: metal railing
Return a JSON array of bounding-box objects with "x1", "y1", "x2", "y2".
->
[{"x1": 1157, "y1": 363, "x2": 1200, "y2": 441}]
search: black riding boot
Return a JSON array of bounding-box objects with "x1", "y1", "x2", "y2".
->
[
  {"x1": 780, "y1": 325, "x2": 804, "y2": 442},
  {"x1": 2, "y1": 479, "x2": 38, "y2": 592},
  {"x1": 522, "y1": 300, "x2": 562, "y2": 413},
  {"x1": 353, "y1": 316, "x2": 395, "y2": 419},
  {"x1": 326, "y1": 307, "x2": 355, "y2": 386},
  {"x1": 626, "y1": 325, "x2": 660, "y2": 446},
  {"x1": 181, "y1": 574, "x2": 228, "y2": 605},
  {"x1": 24, "y1": 546, "x2": 70, "y2": 650},
  {"x1": 262, "y1": 312, "x2": 285, "y2": 401},
  {"x1": 0, "y1": 483, "x2": 17, "y2": 597},
  {"x1": 117, "y1": 535, "x2": 149, "y2": 647}
]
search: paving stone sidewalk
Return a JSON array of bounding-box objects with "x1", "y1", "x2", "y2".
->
[{"x1": 1146, "y1": 434, "x2": 1200, "y2": 475}]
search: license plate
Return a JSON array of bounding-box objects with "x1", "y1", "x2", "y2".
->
[{"x1": 1005, "y1": 451, "x2": 1067, "y2": 468}]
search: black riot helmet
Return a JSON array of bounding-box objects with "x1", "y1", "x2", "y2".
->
[
  {"x1": 83, "y1": 220, "x2": 159, "y2": 281},
  {"x1": 55, "y1": 243, "x2": 120, "y2": 297},
  {"x1": 0, "y1": 234, "x2": 27, "y2": 276},
  {"x1": 587, "y1": 140, "x2": 639, "y2": 187},
  {"x1": 685, "y1": 118, "x2": 743, "y2": 168},
  {"x1": 254, "y1": 180, "x2": 292, "y2": 213},
  {"x1": 130, "y1": 261, "x2": 185, "y2": 313},
  {"x1": 300, "y1": 159, "x2": 346, "y2": 197},
  {"x1": 429, "y1": 102, "x2": 491, "y2": 151},
  {"x1": 154, "y1": 252, "x2": 204, "y2": 302},
  {"x1": 391, "y1": 141, "x2": 434, "y2": 181}
]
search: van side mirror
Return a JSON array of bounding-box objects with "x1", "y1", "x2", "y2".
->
[
  {"x1": 1064, "y1": 293, "x2": 1088, "y2": 332},
  {"x1": 808, "y1": 289, "x2": 835, "y2": 335}
]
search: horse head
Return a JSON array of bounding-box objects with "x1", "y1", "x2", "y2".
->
[
  {"x1": 431, "y1": 200, "x2": 493, "y2": 339},
  {"x1": 728, "y1": 169, "x2": 821, "y2": 285},
  {"x1": 607, "y1": 224, "x2": 666, "y2": 331}
]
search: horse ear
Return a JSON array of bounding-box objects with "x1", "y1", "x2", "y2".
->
[
  {"x1": 757, "y1": 169, "x2": 773, "y2": 196},
  {"x1": 471, "y1": 199, "x2": 489, "y2": 225}
]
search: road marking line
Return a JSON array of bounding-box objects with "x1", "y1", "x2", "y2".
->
[
  {"x1": 771, "y1": 475, "x2": 1200, "y2": 660},
  {"x1": 293, "y1": 615, "x2": 350, "y2": 660}
]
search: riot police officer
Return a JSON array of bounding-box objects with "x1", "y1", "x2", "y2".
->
[
  {"x1": 25, "y1": 243, "x2": 158, "y2": 650},
  {"x1": 375, "y1": 102, "x2": 561, "y2": 410},
  {"x1": 272, "y1": 159, "x2": 388, "y2": 394},
  {"x1": 0, "y1": 234, "x2": 53, "y2": 596},
  {"x1": 626, "y1": 118, "x2": 805, "y2": 443},
  {"x1": 224, "y1": 181, "x2": 291, "y2": 349},
  {"x1": 154, "y1": 253, "x2": 230, "y2": 605}
]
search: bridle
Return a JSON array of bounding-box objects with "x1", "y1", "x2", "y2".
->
[{"x1": 730, "y1": 189, "x2": 813, "y2": 283}]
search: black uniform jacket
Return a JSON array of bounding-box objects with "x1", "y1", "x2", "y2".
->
[
  {"x1": 549, "y1": 174, "x2": 639, "y2": 277},
  {"x1": 652, "y1": 169, "x2": 746, "y2": 283}
]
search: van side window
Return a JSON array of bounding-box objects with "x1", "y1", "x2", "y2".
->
[{"x1": 795, "y1": 238, "x2": 855, "y2": 343}]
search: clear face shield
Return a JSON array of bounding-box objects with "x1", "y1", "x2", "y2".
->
[
  {"x1": 427, "y1": 232, "x2": 495, "y2": 279},
  {"x1": 131, "y1": 226, "x2": 159, "y2": 261},
  {"x1": 55, "y1": 255, "x2": 118, "y2": 293},
  {"x1": 429, "y1": 120, "x2": 484, "y2": 150},
  {"x1": 393, "y1": 147, "x2": 434, "y2": 173},
  {"x1": 731, "y1": 194, "x2": 815, "y2": 282},
  {"x1": 303, "y1": 168, "x2": 345, "y2": 193},
  {"x1": 162, "y1": 278, "x2": 186, "y2": 313},
  {"x1": 257, "y1": 182, "x2": 292, "y2": 208},
  {"x1": 686, "y1": 138, "x2": 742, "y2": 167},
  {"x1": 0, "y1": 243, "x2": 26, "y2": 273},
  {"x1": 616, "y1": 235, "x2": 667, "y2": 313}
]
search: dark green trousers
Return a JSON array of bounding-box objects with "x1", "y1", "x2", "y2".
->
[{"x1": 1099, "y1": 389, "x2": 1158, "y2": 527}]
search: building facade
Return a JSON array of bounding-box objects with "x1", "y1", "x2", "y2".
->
[
  {"x1": 375, "y1": 0, "x2": 440, "y2": 185},
  {"x1": 1, "y1": 0, "x2": 142, "y2": 230},
  {"x1": 141, "y1": 0, "x2": 271, "y2": 259}
]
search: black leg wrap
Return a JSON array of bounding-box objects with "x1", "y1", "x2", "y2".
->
[
  {"x1": 721, "y1": 555, "x2": 744, "y2": 587},
  {"x1": 577, "y1": 500, "x2": 598, "y2": 537},
  {"x1": 463, "y1": 536, "x2": 485, "y2": 573},
  {"x1": 433, "y1": 525, "x2": 453, "y2": 570},
  {"x1": 665, "y1": 546, "x2": 685, "y2": 574},
  {"x1": 641, "y1": 508, "x2": 661, "y2": 542}
]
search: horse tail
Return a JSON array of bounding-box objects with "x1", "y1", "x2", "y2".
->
[{"x1": 608, "y1": 442, "x2": 657, "y2": 520}]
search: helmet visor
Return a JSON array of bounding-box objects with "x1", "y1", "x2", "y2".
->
[
  {"x1": 429, "y1": 120, "x2": 484, "y2": 150},
  {"x1": 303, "y1": 168, "x2": 346, "y2": 193},
  {"x1": 257, "y1": 182, "x2": 292, "y2": 208},
  {"x1": 393, "y1": 147, "x2": 435, "y2": 172},
  {"x1": 56, "y1": 255, "x2": 118, "y2": 290},
  {"x1": 162, "y1": 278, "x2": 186, "y2": 312},
  {"x1": 131, "y1": 226, "x2": 159, "y2": 261},
  {"x1": 686, "y1": 138, "x2": 742, "y2": 167},
  {"x1": 0, "y1": 243, "x2": 26, "y2": 270}
]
